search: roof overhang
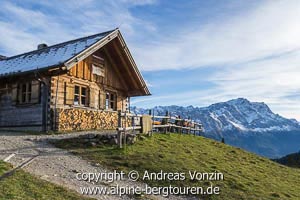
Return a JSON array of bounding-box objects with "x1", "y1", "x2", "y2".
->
[
  {"x1": 64, "y1": 30, "x2": 119, "y2": 69},
  {"x1": 64, "y1": 29, "x2": 150, "y2": 97}
]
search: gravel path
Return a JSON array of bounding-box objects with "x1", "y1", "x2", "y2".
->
[{"x1": 0, "y1": 131, "x2": 192, "y2": 200}]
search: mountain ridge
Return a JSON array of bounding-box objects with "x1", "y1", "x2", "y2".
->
[
  {"x1": 131, "y1": 98, "x2": 300, "y2": 134},
  {"x1": 131, "y1": 98, "x2": 300, "y2": 158}
]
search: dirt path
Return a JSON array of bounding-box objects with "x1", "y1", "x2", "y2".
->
[{"x1": 0, "y1": 131, "x2": 190, "y2": 200}]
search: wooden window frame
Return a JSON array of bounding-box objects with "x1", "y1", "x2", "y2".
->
[
  {"x1": 74, "y1": 85, "x2": 88, "y2": 107},
  {"x1": 19, "y1": 82, "x2": 32, "y2": 104},
  {"x1": 105, "y1": 91, "x2": 117, "y2": 111}
]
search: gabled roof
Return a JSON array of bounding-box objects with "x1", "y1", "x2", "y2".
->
[
  {"x1": 0, "y1": 29, "x2": 150, "y2": 96},
  {"x1": 0, "y1": 30, "x2": 114, "y2": 76}
]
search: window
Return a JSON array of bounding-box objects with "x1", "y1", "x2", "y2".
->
[
  {"x1": 17, "y1": 81, "x2": 40, "y2": 105},
  {"x1": 92, "y1": 55, "x2": 105, "y2": 83},
  {"x1": 105, "y1": 91, "x2": 116, "y2": 110},
  {"x1": 20, "y1": 82, "x2": 32, "y2": 103},
  {"x1": 74, "y1": 85, "x2": 88, "y2": 106},
  {"x1": 0, "y1": 84, "x2": 9, "y2": 96}
]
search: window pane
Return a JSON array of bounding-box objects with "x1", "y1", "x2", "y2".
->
[
  {"x1": 81, "y1": 96, "x2": 86, "y2": 105},
  {"x1": 106, "y1": 99, "x2": 109, "y2": 109},
  {"x1": 81, "y1": 87, "x2": 86, "y2": 96},
  {"x1": 28, "y1": 83, "x2": 32, "y2": 92},
  {"x1": 105, "y1": 91, "x2": 116, "y2": 110},
  {"x1": 21, "y1": 84, "x2": 26, "y2": 102},
  {"x1": 110, "y1": 102, "x2": 114, "y2": 109},
  {"x1": 110, "y1": 94, "x2": 114, "y2": 101},
  {"x1": 74, "y1": 95, "x2": 79, "y2": 105},
  {"x1": 22, "y1": 93, "x2": 26, "y2": 102},
  {"x1": 75, "y1": 86, "x2": 80, "y2": 95},
  {"x1": 22, "y1": 84, "x2": 26, "y2": 93}
]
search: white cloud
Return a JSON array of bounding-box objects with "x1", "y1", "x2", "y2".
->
[
  {"x1": 130, "y1": 0, "x2": 300, "y2": 119},
  {"x1": 132, "y1": 48, "x2": 300, "y2": 119},
  {"x1": 135, "y1": 0, "x2": 300, "y2": 71},
  {"x1": 0, "y1": 1, "x2": 75, "y2": 55},
  {"x1": 0, "y1": 0, "x2": 156, "y2": 55},
  {"x1": 1, "y1": 0, "x2": 300, "y2": 119},
  {"x1": 207, "y1": 49, "x2": 300, "y2": 119}
]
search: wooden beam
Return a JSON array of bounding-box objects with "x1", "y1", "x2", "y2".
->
[
  {"x1": 102, "y1": 48, "x2": 129, "y2": 91},
  {"x1": 64, "y1": 30, "x2": 119, "y2": 69},
  {"x1": 111, "y1": 39, "x2": 139, "y2": 89},
  {"x1": 117, "y1": 32, "x2": 150, "y2": 95}
]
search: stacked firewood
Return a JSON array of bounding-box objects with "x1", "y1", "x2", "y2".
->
[{"x1": 55, "y1": 108, "x2": 123, "y2": 131}]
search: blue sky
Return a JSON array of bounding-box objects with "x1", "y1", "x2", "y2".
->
[{"x1": 1, "y1": 0, "x2": 300, "y2": 119}]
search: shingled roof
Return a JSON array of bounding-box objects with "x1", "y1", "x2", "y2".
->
[
  {"x1": 0, "y1": 29, "x2": 150, "y2": 96},
  {"x1": 0, "y1": 29, "x2": 115, "y2": 77}
]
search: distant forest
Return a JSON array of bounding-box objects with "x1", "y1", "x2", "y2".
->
[{"x1": 273, "y1": 151, "x2": 300, "y2": 168}]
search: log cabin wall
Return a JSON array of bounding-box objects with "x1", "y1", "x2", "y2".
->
[
  {"x1": 50, "y1": 48, "x2": 130, "y2": 131},
  {"x1": 0, "y1": 77, "x2": 46, "y2": 131},
  {"x1": 0, "y1": 30, "x2": 149, "y2": 132}
]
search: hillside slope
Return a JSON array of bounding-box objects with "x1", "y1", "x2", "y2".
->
[
  {"x1": 55, "y1": 133, "x2": 300, "y2": 200},
  {"x1": 0, "y1": 161, "x2": 90, "y2": 200},
  {"x1": 131, "y1": 98, "x2": 300, "y2": 158}
]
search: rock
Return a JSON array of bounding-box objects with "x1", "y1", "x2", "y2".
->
[
  {"x1": 95, "y1": 135, "x2": 104, "y2": 139},
  {"x1": 89, "y1": 138, "x2": 98, "y2": 143},
  {"x1": 25, "y1": 138, "x2": 36, "y2": 141},
  {"x1": 109, "y1": 137, "x2": 118, "y2": 145},
  {"x1": 94, "y1": 163, "x2": 101, "y2": 167},
  {"x1": 102, "y1": 139, "x2": 109, "y2": 144},
  {"x1": 71, "y1": 169, "x2": 79, "y2": 173},
  {"x1": 86, "y1": 134, "x2": 96, "y2": 139},
  {"x1": 41, "y1": 175, "x2": 49, "y2": 179},
  {"x1": 126, "y1": 134, "x2": 137, "y2": 145},
  {"x1": 90, "y1": 142, "x2": 97, "y2": 147},
  {"x1": 139, "y1": 135, "x2": 147, "y2": 141}
]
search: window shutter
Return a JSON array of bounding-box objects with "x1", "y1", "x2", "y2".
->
[
  {"x1": 99, "y1": 90, "x2": 105, "y2": 109},
  {"x1": 11, "y1": 84, "x2": 18, "y2": 105},
  {"x1": 65, "y1": 83, "x2": 74, "y2": 105},
  {"x1": 117, "y1": 95, "x2": 122, "y2": 111},
  {"x1": 89, "y1": 88, "x2": 96, "y2": 108},
  {"x1": 31, "y1": 80, "x2": 40, "y2": 103},
  {"x1": 86, "y1": 87, "x2": 90, "y2": 106}
]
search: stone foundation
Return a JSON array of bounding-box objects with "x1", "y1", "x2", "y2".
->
[
  {"x1": 77, "y1": 133, "x2": 137, "y2": 146},
  {"x1": 54, "y1": 108, "x2": 125, "y2": 131}
]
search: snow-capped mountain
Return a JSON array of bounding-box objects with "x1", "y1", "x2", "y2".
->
[
  {"x1": 131, "y1": 98, "x2": 300, "y2": 158},
  {"x1": 131, "y1": 98, "x2": 300, "y2": 134}
]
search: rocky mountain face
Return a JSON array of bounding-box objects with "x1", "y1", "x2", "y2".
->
[{"x1": 131, "y1": 98, "x2": 300, "y2": 158}]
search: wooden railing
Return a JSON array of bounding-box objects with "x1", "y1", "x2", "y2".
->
[
  {"x1": 116, "y1": 111, "x2": 203, "y2": 148},
  {"x1": 152, "y1": 115, "x2": 203, "y2": 133}
]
